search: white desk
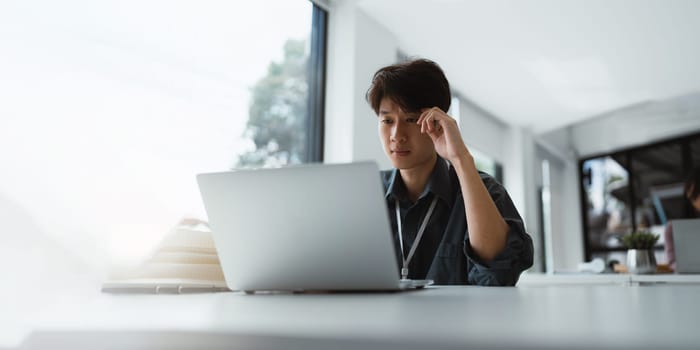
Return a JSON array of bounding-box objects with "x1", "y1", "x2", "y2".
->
[
  {"x1": 13, "y1": 284, "x2": 700, "y2": 350},
  {"x1": 519, "y1": 272, "x2": 700, "y2": 286}
]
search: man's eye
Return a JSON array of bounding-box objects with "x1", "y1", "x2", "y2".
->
[
  {"x1": 381, "y1": 119, "x2": 393, "y2": 124},
  {"x1": 406, "y1": 118, "x2": 418, "y2": 123}
]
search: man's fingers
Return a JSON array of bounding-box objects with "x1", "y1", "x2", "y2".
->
[
  {"x1": 417, "y1": 107, "x2": 450, "y2": 135},
  {"x1": 417, "y1": 109, "x2": 429, "y2": 125},
  {"x1": 419, "y1": 110, "x2": 431, "y2": 133},
  {"x1": 427, "y1": 112, "x2": 440, "y2": 133}
]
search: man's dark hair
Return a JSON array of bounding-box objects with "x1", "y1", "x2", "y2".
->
[
  {"x1": 365, "y1": 58, "x2": 451, "y2": 115},
  {"x1": 685, "y1": 167, "x2": 700, "y2": 201}
]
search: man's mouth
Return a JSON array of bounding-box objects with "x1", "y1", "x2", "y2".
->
[{"x1": 393, "y1": 149, "x2": 410, "y2": 156}]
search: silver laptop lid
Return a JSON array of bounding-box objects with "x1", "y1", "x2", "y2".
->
[
  {"x1": 672, "y1": 218, "x2": 700, "y2": 274},
  {"x1": 197, "y1": 162, "x2": 402, "y2": 291}
]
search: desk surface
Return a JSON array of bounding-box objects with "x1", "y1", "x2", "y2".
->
[
  {"x1": 519, "y1": 272, "x2": 700, "y2": 285},
  {"x1": 13, "y1": 284, "x2": 700, "y2": 350}
]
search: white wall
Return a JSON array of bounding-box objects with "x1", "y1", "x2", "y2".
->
[
  {"x1": 458, "y1": 97, "x2": 507, "y2": 164},
  {"x1": 324, "y1": 0, "x2": 395, "y2": 169},
  {"x1": 323, "y1": 0, "x2": 357, "y2": 164},
  {"x1": 503, "y1": 127, "x2": 543, "y2": 271},
  {"x1": 568, "y1": 93, "x2": 700, "y2": 158},
  {"x1": 534, "y1": 140, "x2": 584, "y2": 272}
]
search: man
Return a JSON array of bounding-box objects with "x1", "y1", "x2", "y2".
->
[{"x1": 366, "y1": 58, "x2": 533, "y2": 285}]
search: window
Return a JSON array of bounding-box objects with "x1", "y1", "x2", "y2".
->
[
  {"x1": 579, "y1": 132, "x2": 700, "y2": 262},
  {"x1": 449, "y1": 96, "x2": 461, "y2": 127},
  {"x1": 0, "y1": 1, "x2": 327, "y2": 272},
  {"x1": 471, "y1": 147, "x2": 504, "y2": 184},
  {"x1": 581, "y1": 155, "x2": 631, "y2": 254}
]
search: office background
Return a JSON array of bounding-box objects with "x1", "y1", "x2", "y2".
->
[
  {"x1": 3, "y1": 0, "x2": 700, "y2": 345},
  {"x1": 323, "y1": 0, "x2": 700, "y2": 273}
]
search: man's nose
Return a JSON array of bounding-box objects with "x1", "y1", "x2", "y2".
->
[{"x1": 390, "y1": 122, "x2": 406, "y2": 142}]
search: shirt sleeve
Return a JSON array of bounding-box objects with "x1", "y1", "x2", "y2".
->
[{"x1": 462, "y1": 175, "x2": 534, "y2": 286}]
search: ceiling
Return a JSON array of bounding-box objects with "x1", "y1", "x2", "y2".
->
[{"x1": 357, "y1": 0, "x2": 700, "y2": 133}]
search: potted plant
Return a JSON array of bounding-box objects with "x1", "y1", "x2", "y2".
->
[{"x1": 619, "y1": 231, "x2": 660, "y2": 274}]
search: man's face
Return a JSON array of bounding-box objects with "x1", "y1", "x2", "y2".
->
[{"x1": 377, "y1": 97, "x2": 436, "y2": 170}]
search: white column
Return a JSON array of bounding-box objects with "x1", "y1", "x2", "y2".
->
[
  {"x1": 324, "y1": 0, "x2": 358, "y2": 164},
  {"x1": 324, "y1": 1, "x2": 397, "y2": 168},
  {"x1": 504, "y1": 125, "x2": 542, "y2": 272}
]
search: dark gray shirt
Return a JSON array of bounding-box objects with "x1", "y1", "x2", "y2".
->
[{"x1": 381, "y1": 157, "x2": 534, "y2": 286}]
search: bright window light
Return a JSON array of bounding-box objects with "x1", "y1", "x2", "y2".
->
[{"x1": 0, "y1": 0, "x2": 313, "y2": 276}]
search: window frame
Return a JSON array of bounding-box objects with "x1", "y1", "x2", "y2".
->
[
  {"x1": 305, "y1": 3, "x2": 328, "y2": 163},
  {"x1": 578, "y1": 131, "x2": 700, "y2": 260}
]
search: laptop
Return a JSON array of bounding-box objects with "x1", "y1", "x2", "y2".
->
[
  {"x1": 196, "y1": 161, "x2": 433, "y2": 293},
  {"x1": 671, "y1": 219, "x2": 700, "y2": 274}
]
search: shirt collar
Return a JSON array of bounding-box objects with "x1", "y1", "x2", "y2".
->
[
  {"x1": 384, "y1": 157, "x2": 454, "y2": 207},
  {"x1": 384, "y1": 168, "x2": 404, "y2": 201}
]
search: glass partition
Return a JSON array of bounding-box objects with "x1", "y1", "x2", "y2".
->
[{"x1": 580, "y1": 132, "x2": 700, "y2": 262}]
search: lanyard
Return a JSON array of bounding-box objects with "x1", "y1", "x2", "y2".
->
[{"x1": 395, "y1": 196, "x2": 438, "y2": 280}]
